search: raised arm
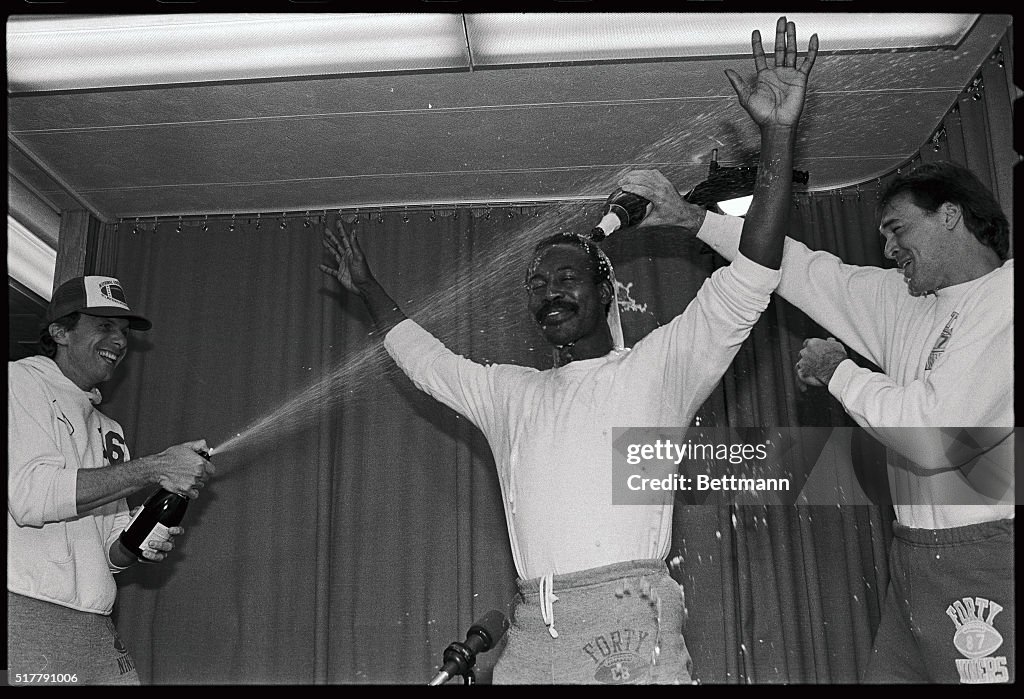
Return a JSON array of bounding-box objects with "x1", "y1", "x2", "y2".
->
[
  {"x1": 320, "y1": 218, "x2": 517, "y2": 439},
  {"x1": 618, "y1": 21, "x2": 898, "y2": 367},
  {"x1": 725, "y1": 16, "x2": 816, "y2": 269},
  {"x1": 620, "y1": 16, "x2": 816, "y2": 271},
  {"x1": 320, "y1": 218, "x2": 408, "y2": 333}
]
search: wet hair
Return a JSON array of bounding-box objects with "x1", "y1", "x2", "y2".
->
[
  {"x1": 878, "y1": 161, "x2": 1009, "y2": 260},
  {"x1": 37, "y1": 312, "x2": 81, "y2": 358},
  {"x1": 526, "y1": 232, "x2": 613, "y2": 314}
]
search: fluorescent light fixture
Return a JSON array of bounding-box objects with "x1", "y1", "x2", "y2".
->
[
  {"x1": 7, "y1": 13, "x2": 978, "y2": 92},
  {"x1": 465, "y1": 13, "x2": 978, "y2": 65},
  {"x1": 6, "y1": 13, "x2": 470, "y2": 92},
  {"x1": 7, "y1": 216, "x2": 56, "y2": 301},
  {"x1": 717, "y1": 195, "x2": 753, "y2": 217}
]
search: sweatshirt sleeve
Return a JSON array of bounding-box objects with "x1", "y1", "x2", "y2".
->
[
  {"x1": 696, "y1": 212, "x2": 903, "y2": 369},
  {"x1": 7, "y1": 363, "x2": 79, "y2": 526},
  {"x1": 827, "y1": 294, "x2": 1014, "y2": 468},
  {"x1": 630, "y1": 252, "x2": 780, "y2": 416},
  {"x1": 383, "y1": 319, "x2": 525, "y2": 438}
]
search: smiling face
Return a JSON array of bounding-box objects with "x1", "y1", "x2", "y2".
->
[
  {"x1": 52, "y1": 313, "x2": 131, "y2": 390},
  {"x1": 525, "y1": 243, "x2": 612, "y2": 348},
  {"x1": 879, "y1": 192, "x2": 961, "y2": 297}
]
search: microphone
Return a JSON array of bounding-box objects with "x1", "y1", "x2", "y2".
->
[{"x1": 428, "y1": 610, "x2": 510, "y2": 686}]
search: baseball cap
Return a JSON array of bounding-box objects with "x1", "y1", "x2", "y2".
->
[{"x1": 45, "y1": 275, "x2": 152, "y2": 331}]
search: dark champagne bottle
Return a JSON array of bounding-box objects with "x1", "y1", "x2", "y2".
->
[
  {"x1": 590, "y1": 188, "x2": 651, "y2": 241},
  {"x1": 119, "y1": 488, "x2": 189, "y2": 559}
]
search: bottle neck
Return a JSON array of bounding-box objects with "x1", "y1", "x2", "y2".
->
[{"x1": 594, "y1": 212, "x2": 622, "y2": 239}]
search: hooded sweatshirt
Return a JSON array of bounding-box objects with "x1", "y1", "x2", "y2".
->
[{"x1": 8, "y1": 355, "x2": 131, "y2": 614}]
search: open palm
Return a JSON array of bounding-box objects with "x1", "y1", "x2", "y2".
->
[
  {"x1": 320, "y1": 219, "x2": 374, "y2": 293},
  {"x1": 726, "y1": 17, "x2": 818, "y2": 128}
]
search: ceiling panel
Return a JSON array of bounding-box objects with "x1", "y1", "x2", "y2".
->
[{"x1": 6, "y1": 13, "x2": 1013, "y2": 222}]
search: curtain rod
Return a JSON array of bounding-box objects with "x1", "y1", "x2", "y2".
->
[{"x1": 113, "y1": 198, "x2": 608, "y2": 225}]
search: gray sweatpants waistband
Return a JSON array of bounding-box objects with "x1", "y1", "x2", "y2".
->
[
  {"x1": 893, "y1": 517, "x2": 1014, "y2": 546},
  {"x1": 516, "y1": 559, "x2": 669, "y2": 596}
]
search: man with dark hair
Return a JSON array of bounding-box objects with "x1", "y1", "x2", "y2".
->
[
  {"x1": 873, "y1": 161, "x2": 1010, "y2": 264},
  {"x1": 8, "y1": 275, "x2": 214, "y2": 685},
  {"x1": 525, "y1": 232, "x2": 621, "y2": 367},
  {"x1": 619, "y1": 159, "x2": 1013, "y2": 683},
  {"x1": 319, "y1": 18, "x2": 816, "y2": 684}
]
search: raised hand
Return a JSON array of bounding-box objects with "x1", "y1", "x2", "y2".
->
[
  {"x1": 725, "y1": 16, "x2": 818, "y2": 129},
  {"x1": 320, "y1": 219, "x2": 375, "y2": 294}
]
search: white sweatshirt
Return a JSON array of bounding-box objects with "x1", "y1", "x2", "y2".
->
[
  {"x1": 384, "y1": 250, "x2": 780, "y2": 580},
  {"x1": 696, "y1": 212, "x2": 1014, "y2": 530},
  {"x1": 8, "y1": 355, "x2": 132, "y2": 614}
]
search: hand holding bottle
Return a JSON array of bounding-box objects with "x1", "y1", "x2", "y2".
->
[
  {"x1": 120, "y1": 443, "x2": 210, "y2": 562},
  {"x1": 128, "y1": 513, "x2": 183, "y2": 563},
  {"x1": 616, "y1": 169, "x2": 707, "y2": 233},
  {"x1": 149, "y1": 439, "x2": 214, "y2": 499}
]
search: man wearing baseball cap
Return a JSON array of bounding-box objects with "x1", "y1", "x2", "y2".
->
[{"x1": 8, "y1": 275, "x2": 214, "y2": 685}]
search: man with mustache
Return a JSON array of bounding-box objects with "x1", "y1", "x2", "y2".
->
[
  {"x1": 619, "y1": 148, "x2": 1014, "y2": 682},
  {"x1": 322, "y1": 18, "x2": 816, "y2": 683}
]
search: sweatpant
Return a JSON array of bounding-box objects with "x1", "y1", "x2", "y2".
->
[
  {"x1": 492, "y1": 559, "x2": 692, "y2": 684},
  {"x1": 864, "y1": 518, "x2": 1014, "y2": 684},
  {"x1": 7, "y1": 592, "x2": 140, "y2": 686}
]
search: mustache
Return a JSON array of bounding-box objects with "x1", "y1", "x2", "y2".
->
[{"x1": 535, "y1": 299, "x2": 578, "y2": 323}]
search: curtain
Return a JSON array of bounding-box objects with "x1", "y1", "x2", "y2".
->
[
  {"x1": 675, "y1": 192, "x2": 895, "y2": 684},
  {"x1": 92, "y1": 32, "x2": 1014, "y2": 686},
  {"x1": 101, "y1": 203, "x2": 887, "y2": 685}
]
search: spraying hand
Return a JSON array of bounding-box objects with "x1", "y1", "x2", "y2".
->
[{"x1": 150, "y1": 440, "x2": 215, "y2": 499}]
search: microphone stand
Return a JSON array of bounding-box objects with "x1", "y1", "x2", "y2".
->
[
  {"x1": 440, "y1": 639, "x2": 476, "y2": 685},
  {"x1": 428, "y1": 610, "x2": 508, "y2": 685}
]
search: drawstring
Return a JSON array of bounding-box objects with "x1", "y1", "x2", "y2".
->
[
  {"x1": 536, "y1": 570, "x2": 663, "y2": 660},
  {"x1": 540, "y1": 573, "x2": 558, "y2": 638}
]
